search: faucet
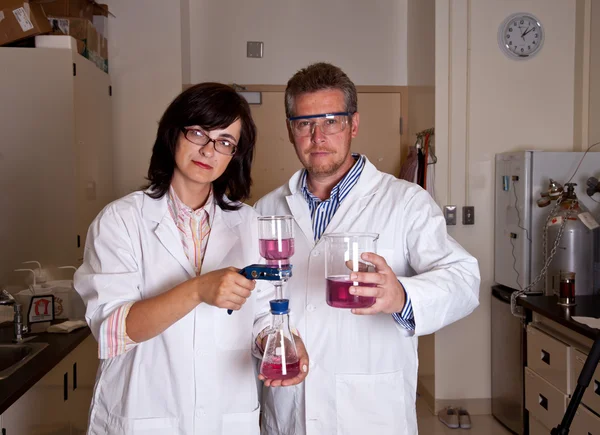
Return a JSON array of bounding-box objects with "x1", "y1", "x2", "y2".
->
[{"x1": 1, "y1": 289, "x2": 29, "y2": 343}]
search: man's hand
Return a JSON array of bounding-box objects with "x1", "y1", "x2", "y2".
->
[
  {"x1": 259, "y1": 335, "x2": 309, "y2": 387},
  {"x1": 347, "y1": 252, "x2": 406, "y2": 315}
]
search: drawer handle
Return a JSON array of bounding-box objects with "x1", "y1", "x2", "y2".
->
[
  {"x1": 73, "y1": 362, "x2": 77, "y2": 391},
  {"x1": 64, "y1": 372, "x2": 68, "y2": 401},
  {"x1": 539, "y1": 393, "x2": 548, "y2": 410},
  {"x1": 576, "y1": 355, "x2": 586, "y2": 364},
  {"x1": 541, "y1": 350, "x2": 550, "y2": 365}
]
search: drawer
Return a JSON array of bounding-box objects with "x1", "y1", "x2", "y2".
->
[
  {"x1": 571, "y1": 348, "x2": 600, "y2": 415},
  {"x1": 571, "y1": 403, "x2": 600, "y2": 435},
  {"x1": 529, "y1": 414, "x2": 550, "y2": 435},
  {"x1": 527, "y1": 325, "x2": 571, "y2": 394},
  {"x1": 525, "y1": 367, "x2": 568, "y2": 430}
]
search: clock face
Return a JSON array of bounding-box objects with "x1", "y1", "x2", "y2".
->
[{"x1": 498, "y1": 13, "x2": 544, "y2": 60}]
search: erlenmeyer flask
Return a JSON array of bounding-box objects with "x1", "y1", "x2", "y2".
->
[{"x1": 259, "y1": 299, "x2": 300, "y2": 380}]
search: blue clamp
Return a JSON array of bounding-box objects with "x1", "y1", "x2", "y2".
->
[{"x1": 227, "y1": 264, "x2": 293, "y2": 315}]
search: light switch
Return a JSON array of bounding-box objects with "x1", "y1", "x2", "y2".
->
[
  {"x1": 247, "y1": 41, "x2": 264, "y2": 58},
  {"x1": 462, "y1": 206, "x2": 475, "y2": 225},
  {"x1": 444, "y1": 205, "x2": 457, "y2": 225}
]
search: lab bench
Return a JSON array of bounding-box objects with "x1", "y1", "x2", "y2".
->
[
  {"x1": 0, "y1": 322, "x2": 97, "y2": 434},
  {"x1": 518, "y1": 295, "x2": 600, "y2": 434}
]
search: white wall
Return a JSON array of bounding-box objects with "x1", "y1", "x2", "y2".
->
[
  {"x1": 188, "y1": 0, "x2": 408, "y2": 85},
  {"x1": 103, "y1": 0, "x2": 184, "y2": 196},
  {"x1": 435, "y1": 0, "x2": 584, "y2": 403},
  {"x1": 407, "y1": 0, "x2": 435, "y2": 86},
  {"x1": 407, "y1": 0, "x2": 436, "y2": 403}
]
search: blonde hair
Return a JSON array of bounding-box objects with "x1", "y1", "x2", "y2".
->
[{"x1": 285, "y1": 62, "x2": 357, "y2": 118}]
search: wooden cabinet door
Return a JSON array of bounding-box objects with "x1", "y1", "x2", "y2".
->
[{"x1": 247, "y1": 90, "x2": 402, "y2": 204}]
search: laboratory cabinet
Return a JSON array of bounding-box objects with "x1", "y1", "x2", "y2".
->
[
  {"x1": 0, "y1": 46, "x2": 114, "y2": 283},
  {"x1": 519, "y1": 296, "x2": 600, "y2": 434},
  {"x1": 0, "y1": 335, "x2": 98, "y2": 434}
]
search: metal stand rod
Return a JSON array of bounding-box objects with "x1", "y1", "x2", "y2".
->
[{"x1": 551, "y1": 332, "x2": 600, "y2": 434}]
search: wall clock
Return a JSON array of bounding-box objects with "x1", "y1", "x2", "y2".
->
[{"x1": 498, "y1": 13, "x2": 544, "y2": 60}]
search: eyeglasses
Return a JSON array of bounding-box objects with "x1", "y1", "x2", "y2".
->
[
  {"x1": 181, "y1": 127, "x2": 238, "y2": 156},
  {"x1": 288, "y1": 112, "x2": 352, "y2": 137}
]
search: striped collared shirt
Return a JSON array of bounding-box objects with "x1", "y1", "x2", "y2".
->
[
  {"x1": 166, "y1": 185, "x2": 215, "y2": 275},
  {"x1": 300, "y1": 154, "x2": 415, "y2": 330}
]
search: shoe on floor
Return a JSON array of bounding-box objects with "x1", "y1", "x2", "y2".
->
[
  {"x1": 457, "y1": 407, "x2": 472, "y2": 429},
  {"x1": 438, "y1": 406, "x2": 459, "y2": 429}
]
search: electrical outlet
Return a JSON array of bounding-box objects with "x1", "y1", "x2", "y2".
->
[
  {"x1": 463, "y1": 206, "x2": 475, "y2": 225},
  {"x1": 444, "y1": 205, "x2": 457, "y2": 225}
]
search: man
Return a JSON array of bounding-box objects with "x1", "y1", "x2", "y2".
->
[{"x1": 254, "y1": 62, "x2": 480, "y2": 435}]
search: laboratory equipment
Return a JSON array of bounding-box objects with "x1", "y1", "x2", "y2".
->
[
  {"x1": 235, "y1": 216, "x2": 302, "y2": 381},
  {"x1": 558, "y1": 272, "x2": 576, "y2": 306},
  {"x1": 258, "y1": 216, "x2": 295, "y2": 300},
  {"x1": 230, "y1": 216, "x2": 294, "y2": 313},
  {"x1": 324, "y1": 233, "x2": 379, "y2": 309},
  {"x1": 544, "y1": 183, "x2": 596, "y2": 303},
  {"x1": 259, "y1": 299, "x2": 300, "y2": 380},
  {"x1": 493, "y1": 150, "x2": 600, "y2": 432},
  {"x1": 494, "y1": 151, "x2": 600, "y2": 293}
]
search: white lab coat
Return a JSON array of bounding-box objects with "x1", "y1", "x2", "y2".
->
[
  {"x1": 254, "y1": 157, "x2": 480, "y2": 435},
  {"x1": 75, "y1": 191, "x2": 273, "y2": 435}
]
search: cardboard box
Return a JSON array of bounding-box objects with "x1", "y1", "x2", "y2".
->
[
  {"x1": 47, "y1": 16, "x2": 106, "y2": 72},
  {"x1": 36, "y1": 0, "x2": 94, "y2": 21},
  {"x1": 0, "y1": 0, "x2": 52, "y2": 46},
  {"x1": 48, "y1": 16, "x2": 93, "y2": 47},
  {"x1": 99, "y1": 34, "x2": 106, "y2": 58},
  {"x1": 48, "y1": 16, "x2": 97, "y2": 57},
  {"x1": 99, "y1": 34, "x2": 107, "y2": 72},
  {"x1": 92, "y1": 2, "x2": 107, "y2": 37}
]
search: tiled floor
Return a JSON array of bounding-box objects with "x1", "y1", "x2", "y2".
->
[{"x1": 416, "y1": 397, "x2": 513, "y2": 435}]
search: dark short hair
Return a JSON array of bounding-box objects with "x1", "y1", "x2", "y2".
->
[
  {"x1": 145, "y1": 82, "x2": 257, "y2": 211},
  {"x1": 285, "y1": 62, "x2": 358, "y2": 118}
]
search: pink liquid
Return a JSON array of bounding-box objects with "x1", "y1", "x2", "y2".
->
[
  {"x1": 259, "y1": 238, "x2": 294, "y2": 266},
  {"x1": 326, "y1": 276, "x2": 376, "y2": 308},
  {"x1": 261, "y1": 360, "x2": 300, "y2": 380}
]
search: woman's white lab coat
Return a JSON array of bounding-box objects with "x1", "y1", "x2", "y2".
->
[
  {"x1": 254, "y1": 157, "x2": 481, "y2": 435},
  {"x1": 75, "y1": 191, "x2": 272, "y2": 435}
]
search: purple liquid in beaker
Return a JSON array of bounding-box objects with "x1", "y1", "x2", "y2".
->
[
  {"x1": 261, "y1": 360, "x2": 300, "y2": 380},
  {"x1": 326, "y1": 276, "x2": 376, "y2": 309},
  {"x1": 259, "y1": 238, "x2": 295, "y2": 266}
]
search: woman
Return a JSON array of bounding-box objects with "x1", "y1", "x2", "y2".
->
[{"x1": 74, "y1": 83, "x2": 308, "y2": 435}]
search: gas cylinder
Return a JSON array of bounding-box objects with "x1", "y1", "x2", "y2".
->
[{"x1": 545, "y1": 183, "x2": 597, "y2": 301}]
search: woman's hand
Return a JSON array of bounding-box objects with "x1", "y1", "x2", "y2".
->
[{"x1": 195, "y1": 267, "x2": 256, "y2": 312}]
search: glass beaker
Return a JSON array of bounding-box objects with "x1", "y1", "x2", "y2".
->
[
  {"x1": 259, "y1": 299, "x2": 300, "y2": 380},
  {"x1": 324, "y1": 232, "x2": 379, "y2": 309},
  {"x1": 258, "y1": 216, "x2": 295, "y2": 268},
  {"x1": 558, "y1": 271, "x2": 576, "y2": 306}
]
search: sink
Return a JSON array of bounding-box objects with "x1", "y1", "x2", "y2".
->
[{"x1": 0, "y1": 342, "x2": 48, "y2": 380}]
